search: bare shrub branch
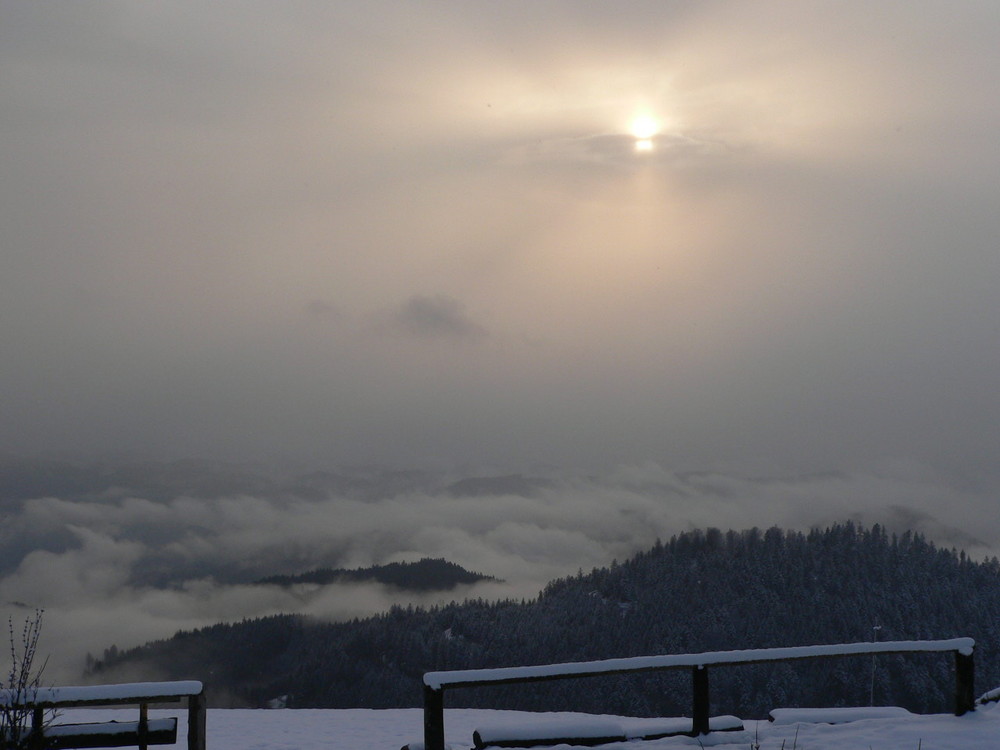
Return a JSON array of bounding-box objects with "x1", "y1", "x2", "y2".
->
[{"x1": 1, "y1": 610, "x2": 49, "y2": 750}]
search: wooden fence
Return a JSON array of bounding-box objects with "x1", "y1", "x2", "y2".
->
[
  {"x1": 0, "y1": 680, "x2": 206, "y2": 750},
  {"x1": 421, "y1": 638, "x2": 976, "y2": 750}
]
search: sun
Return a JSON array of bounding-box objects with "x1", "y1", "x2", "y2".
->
[{"x1": 630, "y1": 116, "x2": 660, "y2": 140}]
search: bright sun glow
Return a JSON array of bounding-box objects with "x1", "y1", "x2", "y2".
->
[{"x1": 630, "y1": 116, "x2": 659, "y2": 140}]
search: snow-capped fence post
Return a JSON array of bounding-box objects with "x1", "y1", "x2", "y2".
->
[
  {"x1": 691, "y1": 665, "x2": 710, "y2": 735},
  {"x1": 955, "y1": 648, "x2": 975, "y2": 716},
  {"x1": 423, "y1": 683, "x2": 445, "y2": 750}
]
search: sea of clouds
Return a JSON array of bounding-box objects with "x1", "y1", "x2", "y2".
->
[{"x1": 1, "y1": 457, "x2": 996, "y2": 683}]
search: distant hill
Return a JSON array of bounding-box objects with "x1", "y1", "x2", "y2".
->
[
  {"x1": 90, "y1": 523, "x2": 1000, "y2": 715},
  {"x1": 255, "y1": 558, "x2": 499, "y2": 591}
]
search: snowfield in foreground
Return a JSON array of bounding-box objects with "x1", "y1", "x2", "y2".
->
[{"x1": 62, "y1": 702, "x2": 1000, "y2": 750}]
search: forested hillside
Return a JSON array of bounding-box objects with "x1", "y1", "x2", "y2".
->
[
  {"x1": 88, "y1": 524, "x2": 1000, "y2": 717},
  {"x1": 255, "y1": 558, "x2": 498, "y2": 591}
]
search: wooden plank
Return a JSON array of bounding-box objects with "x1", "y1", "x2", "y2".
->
[
  {"x1": 1, "y1": 682, "x2": 203, "y2": 709},
  {"x1": 424, "y1": 639, "x2": 975, "y2": 689},
  {"x1": 472, "y1": 730, "x2": 626, "y2": 748},
  {"x1": 472, "y1": 717, "x2": 625, "y2": 749},
  {"x1": 634, "y1": 715, "x2": 744, "y2": 740},
  {"x1": 42, "y1": 718, "x2": 177, "y2": 749}
]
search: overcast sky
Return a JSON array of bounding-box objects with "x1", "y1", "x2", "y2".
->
[
  {"x1": 3, "y1": 0, "x2": 1000, "y2": 679},
  {"x1": 4, "y1": 1, "x2": 1000, "y2": 482}
]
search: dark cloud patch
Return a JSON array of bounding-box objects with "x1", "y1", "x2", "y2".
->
[
  {"x1": 875, "y1": 505, "x2": 988, "y2": 552},
  {"x1": 388, "y1": 294, "x2": 488, "y2": 341}
]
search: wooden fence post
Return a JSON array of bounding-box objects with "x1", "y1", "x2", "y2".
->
[
  {"x1": 138, "y1": 702, "x2": 149, "y2": 750},
  {"x1": 692, "y1": 665, "x2": 710, "y2": 735},
  {"x1": 424, "y1": 684, "x2": 445, "y2": 750},
  {"x1": 187, "y1": 690, "x2": 207, "y2": 750},
  {"x1": 955, "y1": 649, "x2": 975, "y2": 716},
  {"x1": 29, "y1": 707, "x2": 44, "y2": 750}
]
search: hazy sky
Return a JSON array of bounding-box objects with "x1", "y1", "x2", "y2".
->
[
  {"x1": 4, "y1": 1, "x2": 1000, "y2": 481},
  {"x1": 3, "y1": 0, "x2": 1000, "y2": 678}
]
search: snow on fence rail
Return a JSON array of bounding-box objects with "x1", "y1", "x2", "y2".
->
[
  {"x1": 420, "y1": 638, "x2": 976, "y2": 750},
  {"x1": 0, "y1": 680, "x2": 206, "y2": 750},
  {"x1": 0, "y1": 681, "x2": 205, "y2": 708}
]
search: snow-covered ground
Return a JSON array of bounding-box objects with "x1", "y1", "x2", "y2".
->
[{"x1": 58, "y1": 702, "x2": 1000, "y2": 750}]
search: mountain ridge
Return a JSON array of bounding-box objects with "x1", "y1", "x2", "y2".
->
[
  {"x1": 88, "y1": 523, "x2": 1000, "y2": 716},
  {"x1": 255, "y1": 558, "x2": 500, "y2": 591}
]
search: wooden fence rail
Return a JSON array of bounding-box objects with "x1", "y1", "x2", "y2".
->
[{"x1": 421, "y1": 638, "x2": 975, "y2": 750}]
